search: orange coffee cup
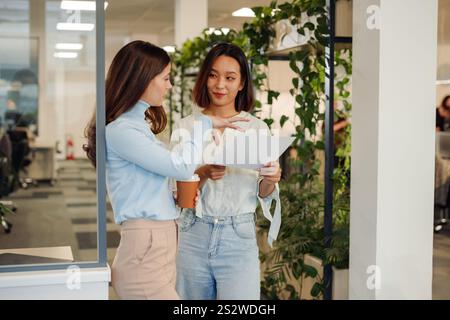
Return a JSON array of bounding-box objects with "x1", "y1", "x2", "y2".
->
[{"x1": 176, "y1": 174, "x2": 200, "y2": 209}]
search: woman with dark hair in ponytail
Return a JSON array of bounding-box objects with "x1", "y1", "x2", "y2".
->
[{"x1": 83, "y1": 40, "x2": 247, "y2": 300}]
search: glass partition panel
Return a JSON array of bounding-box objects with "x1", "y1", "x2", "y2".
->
[{"x1": 0, "y1": 0, "x2": 106, "y2": 271}]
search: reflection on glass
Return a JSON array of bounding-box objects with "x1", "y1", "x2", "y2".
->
[
  {"x1": 0, "y1": 55, "x2": 39, "y2": 135},
  {"x1": 0, "y1": 0, "x2": 100, "y2": 268}
]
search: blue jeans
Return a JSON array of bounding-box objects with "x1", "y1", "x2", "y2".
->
[{"x1": 176, "y1": 210, "x2": 260, "y2": 300}]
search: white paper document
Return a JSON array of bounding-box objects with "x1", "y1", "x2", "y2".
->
[{"x1": 204, "y1": 129, "x2": 295, "y2": 169}]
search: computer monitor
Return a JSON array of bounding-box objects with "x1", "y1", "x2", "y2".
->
[{"x1": 4, "y1": 110, "x2": 22, "y2": 127}]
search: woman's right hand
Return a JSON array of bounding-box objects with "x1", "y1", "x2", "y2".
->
[
  {"x1": 173, "y1": 189, "x2": 201, "y2": 207},
  {"x1": 196, "y1": 165, "x2": 227, "y2": 181},
  {"x1": 206, "y1": 115, "x2": 249, "y2": 144},
  {"x1": 207, "y1": 115, "x2": 249, "y2": 131}
]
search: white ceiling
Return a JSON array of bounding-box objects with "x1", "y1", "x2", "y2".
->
[
  {"x1": 0, "y1": 0, "x2": 448, "y2": 71},
  {"x1": 105, "y1": 0, "x2": 274, "y2": 45},
  {"x1": 105, "y1": 0, "x2": 450, "y2": 46}
]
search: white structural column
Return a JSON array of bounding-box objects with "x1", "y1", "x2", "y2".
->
[
  {"x1": 29, "y1": 0, "x2": 50, "y2": 146},
  {"x1": 175, "y1": 0, "x2": 208, "y2": 47},
  {"x1": 350, "y1": 0, "x2": 438, "y2": 299}
]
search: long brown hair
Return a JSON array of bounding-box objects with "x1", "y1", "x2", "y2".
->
[
  {"x1": 442, "y1": 95, "x2": 450, "y2": 110},
  {"x1": 83, "y1": 40, "x2": 170, "y2": 167},
  {"x1": 192, "y1": 42, "x2": 254, "y2": 112}
]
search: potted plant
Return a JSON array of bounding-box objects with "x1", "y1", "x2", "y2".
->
[{"x1": 0, "y1": 202, "x2": 14, "y2": 233}]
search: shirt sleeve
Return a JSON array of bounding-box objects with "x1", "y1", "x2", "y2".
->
[
  {"x1": 107, "y1": 115, "x2": 212, "y2": 181},
  {"x1": 436, "y1": 109, "x2": 443, "y2": 130},
  {"x1": 169, "y1": 116, "x2": 205, "y2": 217},
  {"x1": 255, "y1": 120, "x2": 282, "y2": 248},
  {"x1": 169, "y1": 120, "x2": 181, "y2": 192},
  {"x1": 257, "y1": 177, "x2": 281, "y2": 248}
]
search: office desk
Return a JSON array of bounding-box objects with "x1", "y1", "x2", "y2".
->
[{"x1": 0, "y1": 246, "x2": 73, "y2": 265}]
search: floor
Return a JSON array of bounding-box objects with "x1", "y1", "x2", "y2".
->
[
  {"x1": 433, "y1": 222, "x2": 450, "y2": 299},
  {"x1": 0, "y1": 159, "x2": 449, "y2": 300},
  {"x1": 0, "y1": 159, "x2": 120, "y2": 299}
]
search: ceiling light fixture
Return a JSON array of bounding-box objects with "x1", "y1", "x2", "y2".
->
[
  {"x1": 54, "y1": 52, "x2": 78, "y2": 58},
  {"x1": 56, "y1": 22, "x2": 95, "y2": 31},
  {"x1": 60, "y1": 1, "x2": 108, "y2": 11},
  {"x1": 232, "y1": 8, "x2": 255, "y2": 17},
  {"x1": 55, "y1": 43, "x2": 83, "y2": 50},
  {"x1": 163, "y1": 46, "x2": 175, "y2": 53}
]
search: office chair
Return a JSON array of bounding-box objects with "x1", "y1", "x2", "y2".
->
[
  {"x1": 0, "y1": 216, "x2": 12, "y2": 233},
  {"x1": 0, "y1": 202, "x2": 14, "y2": 234},
  {"x1": 435, "y1": 190, "x2": 449, "y2": 233},
  {"x1": 0, "y1": 132, "x2": 16, "y2": 233},
  {"x1": 7, "y1": 129, "x2": 35, "y2": 189},
  {"x1": 435, "y1": 132, "x2": 450, "y2": 232}
]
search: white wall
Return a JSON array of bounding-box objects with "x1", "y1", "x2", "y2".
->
[
  {"x1": 350, "y1": 0, "x2": 437, "y2": 299},
  {"x1": 336, "y1": 0, "x2": 353, "y2": 37},
  {"x1": 376, "y1": 0, "x2": 436, "y2": 299},
  {"x1": 258, "y1": 61, "x2": 297, "y2": 136},
  {"x1": 175, "y1": 0, "x2": 207, "y2": 47}
]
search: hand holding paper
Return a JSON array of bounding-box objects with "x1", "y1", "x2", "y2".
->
[
  {"x1": 258, "y1": 161, "x2": 282, "y2": 198},
  {"x1": 260, "y1": 161, "x2": 281, "y2": 177}
]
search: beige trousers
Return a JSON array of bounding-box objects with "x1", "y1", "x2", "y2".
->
[{"x1": 111, "y1": 219, "x2": 179, "y2": 300}]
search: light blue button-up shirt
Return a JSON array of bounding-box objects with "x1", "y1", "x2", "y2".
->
[{"x1": 105, "y1": 100, "x2": 211, "y2": 224}]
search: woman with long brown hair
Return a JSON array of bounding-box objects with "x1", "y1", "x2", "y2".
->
[
  {"x1": 83, "y1": 40, "x2": 247, "y2": 299},
  {"x1": 436, "y1": 95, "x2": 450, "y2": 132}
]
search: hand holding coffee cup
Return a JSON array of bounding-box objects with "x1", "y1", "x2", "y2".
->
[
  {"x1": 173, "y1": 189, "x2": 200, "y2": 208},
  {"x1": 176, "y1": 174, "x2": 201, "y2": 209}
]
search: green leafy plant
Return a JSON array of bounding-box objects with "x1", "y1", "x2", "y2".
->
[
  {"x1": 325, "y1": 48, "x2": 352, "y2": 270},
  {"x1": 0, "y1": 203, "x2": 13, "y2": 216}
]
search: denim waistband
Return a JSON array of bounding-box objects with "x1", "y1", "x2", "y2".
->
[{"x1": 188, "y1": 211, "x2": 255, "y2": 225}]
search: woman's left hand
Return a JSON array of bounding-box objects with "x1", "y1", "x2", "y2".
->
[
  {"x1": 173, "y1": 189, "x2": 201, "y2": 207},
  {"x1": 194, "y1": 189, "x2": 200, "y2": 207},
  {"x1": 259, "y1": 161, "x2": 281, "y2": 185}
]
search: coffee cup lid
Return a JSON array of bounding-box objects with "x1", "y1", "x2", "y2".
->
[{"x1": 178, "y1": 174, "x2": 200, "y2": 182}]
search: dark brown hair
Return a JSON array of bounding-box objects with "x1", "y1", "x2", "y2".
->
[
  {"x1": 192, "y1": 42, "x2": 254, "y2": 112},
  {"x1": 442, "y1": 95, "x2": 450, "y2": 110},
  {"x1": 83, "y1": 40, "x2": 170, "y2": 167}
]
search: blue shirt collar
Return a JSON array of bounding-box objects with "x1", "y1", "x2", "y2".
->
[{"x1": 129, "y1": 100, "x2": 150, "y2": 118}]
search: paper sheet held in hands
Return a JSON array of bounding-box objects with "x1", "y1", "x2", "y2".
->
[{"x1": 204, "y1": 129, "x2": 295, "y2": 170}]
